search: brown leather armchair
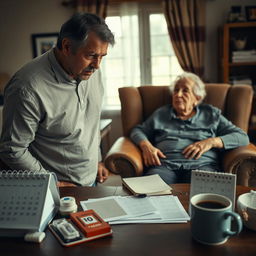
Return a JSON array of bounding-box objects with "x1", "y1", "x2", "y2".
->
[{"x1": 105, "y1": 84, "x2": 256, "y2": 187}]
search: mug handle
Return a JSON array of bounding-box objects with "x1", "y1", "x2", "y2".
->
[{"x1": 224, "y1": 212, "x2": 243, "y2": 236}]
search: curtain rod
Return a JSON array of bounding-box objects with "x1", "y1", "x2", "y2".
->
[{"x1": 62, "y1": 0, "x2": 156, "y2": 7}]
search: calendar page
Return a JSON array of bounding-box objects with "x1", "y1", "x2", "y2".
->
[
  {"x1": 0, "y1": 171, "x2": 59, "y2": 237},
  {"x1": 190, "y1": 170, "x2": 236, "y2": 210}
]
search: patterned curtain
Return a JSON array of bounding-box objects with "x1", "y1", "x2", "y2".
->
[
  {"x1": 63, "y1": 0, "x2": 108, "y2": 18},
  {"x1": 162, "y1": 0, "x2": 206, "y2": 78},
  {"x1": 76, "y1": 0, "x2": 108, "y2": 18}
]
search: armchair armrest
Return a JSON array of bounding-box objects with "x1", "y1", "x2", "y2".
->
[
  {"x1": 222, "y1": 143, "x2": 256, "y2": 187},
  {"x1": 104, "y1": 137, "x2": 144, "y2": 177}
]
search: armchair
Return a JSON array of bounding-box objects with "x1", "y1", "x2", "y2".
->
[{"x1": 105, "y1": 84, "x2": 256, "y2": 187}]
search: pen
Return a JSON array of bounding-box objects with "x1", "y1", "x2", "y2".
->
[{"x1": 135, "y1": 194, "x2": 147, "y2": 198}]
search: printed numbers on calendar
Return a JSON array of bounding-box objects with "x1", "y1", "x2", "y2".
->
[{"x1": 81, "y1": 215, "x2": 99, "y2": 225}]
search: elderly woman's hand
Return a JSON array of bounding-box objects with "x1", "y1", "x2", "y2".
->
[
  {"x1": 139, "y1": 140, "x2": 166, "y2": 166},
  {"x1": 182, "y1": 137, "x2": 223, "y2": 160}
]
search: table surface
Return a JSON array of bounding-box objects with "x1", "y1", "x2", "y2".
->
[
  {"x1": 1, "y1": 184, "x2": 256, "y2": 256},
  {"x1": 100, "y1": 119, "x2": 112, "y2": 137}
]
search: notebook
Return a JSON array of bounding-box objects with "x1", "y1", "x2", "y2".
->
[
  {"x1": 0, "y1": 170, "x2": 60, "y2": 237},
  {"x1": 122, "y1": 174, "x2": 172, "y2": 196}
]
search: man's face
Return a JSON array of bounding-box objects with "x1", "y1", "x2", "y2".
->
[
  {"x1": 172, "y1": 78, "x2": 199, "y2": 115},
  {"x1": 64, "y1": 32, "x2": 109, "y2": 80}
]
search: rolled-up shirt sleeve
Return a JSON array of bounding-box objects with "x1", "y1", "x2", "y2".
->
[
  {"x1": 0, "y1": 79, "x2": 46, "y2": 172},
  {"x1": 130, "y1": 111, "x2": 157, "y2": 145},
  {"x1": 217, "y1": 115, "x2": 249, "y2": 149}
]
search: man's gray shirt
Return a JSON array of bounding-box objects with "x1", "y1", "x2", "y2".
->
[
  {"x1": 0, "y1": 49, "x2": 103, "y2": 186},
  {"x1": 130, "y1": 104, "x2": 249, "y2": 171}
]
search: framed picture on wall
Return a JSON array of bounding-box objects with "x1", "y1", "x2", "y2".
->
[
  {"x1": 31, "y1": 33, "x2": 58, "y2": 58},
  {"x1": 245, "y1": 6, "x2": 256, "y2": 21}
]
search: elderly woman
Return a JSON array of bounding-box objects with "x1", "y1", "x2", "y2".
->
[{"x1": 130, "y1": 72, "x2": 249, "y2": 184}]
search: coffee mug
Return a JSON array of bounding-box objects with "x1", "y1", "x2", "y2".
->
[{"x1": 190, "y1": 193, "x2": 242, "y2": 245}]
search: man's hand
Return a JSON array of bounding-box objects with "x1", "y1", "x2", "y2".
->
[
  {"x1": 57, "y1": 181, "x2": 77, "y2": 187},
  {"x1": 182, "y1": 137, "x2": 223, "y2": 160},
  {"x1": 97, "y1": 162, "x2": 109, "y2": 183},
  {"x1": 139, "y1": 140, "x2": 166, "y2": 167}
]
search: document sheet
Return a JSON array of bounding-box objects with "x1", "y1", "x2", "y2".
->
[{"x1": 80, "y1": 195, "x2": 190, "y2": 224}]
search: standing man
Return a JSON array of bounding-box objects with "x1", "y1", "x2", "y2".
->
[{"x1": 0, "y1": 13, "x2": 115, "y2": 186}]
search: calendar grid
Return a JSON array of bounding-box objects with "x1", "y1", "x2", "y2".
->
[
  {"x1": 190, "y1": 170, "x2": 236, "y2": 210},
  {"x1": 0, "y1": 171, "x2": 59, "y2": 237}
]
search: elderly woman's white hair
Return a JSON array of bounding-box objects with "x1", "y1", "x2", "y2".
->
[{"x1": 171, "y1": 72, "x2": 206, "y2": 103}]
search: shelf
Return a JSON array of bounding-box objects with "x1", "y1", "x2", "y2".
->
[
  {"x1": 221, "y1": 22, "x2": 256, "y2": 132},
  {"x1": 221, "y1": 22, "x2": 256, "y2": 83},
  {"x1": 229, "y1": 62, "x2": 256, "y2": 66},
  {"x1": 225, "y1": 22, "x2": 256, "y2": 28}
]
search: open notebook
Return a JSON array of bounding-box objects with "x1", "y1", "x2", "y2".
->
[{"x1": 122, "y1": 174, "x2": 172, "y2": 196}]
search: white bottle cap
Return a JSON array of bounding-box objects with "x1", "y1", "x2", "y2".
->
[{"x1": 59, "y1": 196, "x2": 78, "y2": 216}]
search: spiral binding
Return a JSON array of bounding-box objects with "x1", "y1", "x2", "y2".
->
[{"x1": 0, "y1": 169, "x2": 49, "y2": 179}]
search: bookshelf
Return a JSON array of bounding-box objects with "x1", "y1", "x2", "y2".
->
[
  {"x1": 221, "y1": 22, "x2": 256, "y2": 85},
  {"x1": 220, "y1": 22, "x2": 256, "y2": 143}
]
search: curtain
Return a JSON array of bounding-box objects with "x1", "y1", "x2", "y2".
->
[
  {"x1": 63, "y1": 0, "x2": 108, "y2": 18},
  {"x1": 76, "y1": 0, "x2": 108, "y2": 18},
  {"x1": 162, "y1": 0, "x2": 206, "y2": 78}
]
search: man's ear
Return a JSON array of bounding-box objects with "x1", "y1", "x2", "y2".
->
[{"x1": 61, "y1": 38, "x2": 72, "y2": 56}]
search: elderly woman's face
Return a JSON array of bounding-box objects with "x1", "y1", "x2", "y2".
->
[{"x1": 172, "y1": 78, "x2": 199, "y2": 116}]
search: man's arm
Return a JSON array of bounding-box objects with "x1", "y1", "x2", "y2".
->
[{"x1": 0, "y1": 81, "x2": 46, "y2": 172}]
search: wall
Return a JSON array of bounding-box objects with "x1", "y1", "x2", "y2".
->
[
  {"x1": 1, "y1": 0, "x2": 256, "y2": 80},
  {"x1": 0, "y1": 0, "x2": 255, "y2": 151},
  {"x1": 0, "y1": 0, "x2": 72, "y2": 74}
]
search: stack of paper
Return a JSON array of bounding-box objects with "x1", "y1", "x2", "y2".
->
[{"x1": 80, "y1": 195, "x2": 190, "y2": 224}]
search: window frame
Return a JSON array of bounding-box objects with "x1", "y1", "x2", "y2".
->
[{"x1": 102, "y1": 2, "x2": 181, "y2": 107}]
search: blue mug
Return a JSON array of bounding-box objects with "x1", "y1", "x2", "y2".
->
[{"x1": 190, "y1": 193, "x2": 242, "y2": 245}]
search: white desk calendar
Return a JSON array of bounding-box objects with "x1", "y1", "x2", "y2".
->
[
  {"x1": 0, "y1": 170, "x2": 60, "y2": 237},
  {"x1": 190, "y1": 170, "x2": 236, "y2": 211}
]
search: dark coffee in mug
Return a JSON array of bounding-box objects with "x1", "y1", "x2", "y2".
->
[
  {"x1": 196, "y1": 200, "x2": 226, "y2": 209},
  {"x1": 190, "y1": 193, "x2": 242, "y2": 245}
]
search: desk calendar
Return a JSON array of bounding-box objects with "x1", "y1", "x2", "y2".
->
[
  {"x1": 190, "y1": 170, "x2": 236, "y2": 210},
  {"x1": 0, "y1": 171, "x2": 60, "y2": 237},
  {"x1": 49, "y1": 210, "x2": 112, "y2": 247}
]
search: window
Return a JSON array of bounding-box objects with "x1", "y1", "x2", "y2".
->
[
  {"x1": 101, "y1": 3, "x2": 183, "y2": 107},
  {"x1": 149, "y1": 14, "x2": 183, "y2": 84}
]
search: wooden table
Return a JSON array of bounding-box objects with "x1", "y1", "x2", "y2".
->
[{"x1": 1, "y1": 184, "x2": 256, "y2": 256}]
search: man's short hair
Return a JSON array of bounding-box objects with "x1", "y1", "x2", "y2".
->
[{"x1": 57, "y1": 13, "x2": 115, "y2": 51}]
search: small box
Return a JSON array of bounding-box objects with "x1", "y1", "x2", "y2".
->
[{"x1": 70, "y1": 210, "x2": 111, "y2": 237}]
